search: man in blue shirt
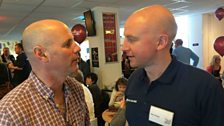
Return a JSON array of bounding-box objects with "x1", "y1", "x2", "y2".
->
[
  {"x1": 122, "y1": 4, "x2": 224, "y2": 126},
  {"x1": 172, "y1": 39, "x2": 199, "y2": 67}
]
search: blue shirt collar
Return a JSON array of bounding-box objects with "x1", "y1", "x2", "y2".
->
[{"x1": 140, "y1": 57, "x2": 179, "y2": 85}]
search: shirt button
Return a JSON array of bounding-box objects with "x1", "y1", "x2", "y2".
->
[{"x1": 44, "y1": 96, "x2": 48, "y2": 100}]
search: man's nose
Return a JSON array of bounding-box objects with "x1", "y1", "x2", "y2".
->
[
  {"x1": 122, "y1": 39, "x2": 129, "y2": 51},
  {"x1": 73, "y1": 42, "x2": 81, "y2": 54}
]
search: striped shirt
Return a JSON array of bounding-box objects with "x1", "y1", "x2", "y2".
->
[{"x1": 0, "y1": 72, "x2": 90, "y2": 126}]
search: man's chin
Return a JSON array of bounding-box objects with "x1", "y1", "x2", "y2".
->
[
  {"x1": 68, "y1": 67, "x2": 78, "y2": 74},
  {"x1": 130, "y1": 62, "x2": 137, "y2": 68}
]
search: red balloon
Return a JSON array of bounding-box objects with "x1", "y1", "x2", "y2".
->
[
  {"x1": 214, "y1": 36, "x2": 224, "y2": 57},
  {"x1": 215, "y1": 7, "x2": 224, "y2": 21},
  {"x1": 71, "y1": 24, "x2": 87, "y2": 44}
]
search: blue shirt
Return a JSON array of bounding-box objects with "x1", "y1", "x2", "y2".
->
[
  {"x1": 172, "y1": 46, "x2": 199, "y2": 66},
  {"x1": 125, "y1": 58, "x2": 224, "y2": 126}
]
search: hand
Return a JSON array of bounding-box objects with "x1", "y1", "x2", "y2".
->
[
  {"x1": 115, "y1": 91, "x2": 123, "y2": 97},
  {"x1": 8, "y1": 63, "x2": 23, "y2": 70},
  {"x1": 120, "y1": 97, "x2": 126, "y2": 109},
  {"x1": 7, "y1": 63, "x2": 14, "y2": 69},
  {"x1": 14, "y1": 66, "x2": 23, "y2": 70}
]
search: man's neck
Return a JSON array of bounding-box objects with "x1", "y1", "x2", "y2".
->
[
  {"x1": 34, "y1": 69, "x2": 66, "y2": 98},
  {"x1": 53, "y1": 84, "x2": 65, "y2": 104},
  {"x1": 144, "y1": 54, "x2": 171, "y2": 82}
]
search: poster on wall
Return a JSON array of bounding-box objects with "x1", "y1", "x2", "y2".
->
[
  {"x1": 91, "y1": 47, "x2": 99, "y2": 67},
  {"x1": 103, "y1": 13, "x2": 118, "y2": 63}
]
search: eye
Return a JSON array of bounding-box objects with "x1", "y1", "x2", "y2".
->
[
  {"x1": 126, "y1": 36, "x2": 138, "y2": 43},
  {"x1": 62, "y1": 39, "x2": 73, "y2": 48}
]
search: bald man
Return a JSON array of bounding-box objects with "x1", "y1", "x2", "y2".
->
[
  {"x1": 0, "y1": 20, "x2": 90, "y2": 125},
  {"x1": 123, "y1": 5, "x2": 224, "y2": 126}
]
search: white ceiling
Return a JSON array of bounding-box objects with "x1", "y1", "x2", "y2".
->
[{"x1": 0, "y1": 0, "x2": 224, "y2": 40}]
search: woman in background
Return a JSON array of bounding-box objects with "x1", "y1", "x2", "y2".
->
[
  {"x1": 206, "y1": 55, "x2": 222, "y2": 83},
  {"x1": 109, "y1": 77, "x2": 128, "y2": 107}
]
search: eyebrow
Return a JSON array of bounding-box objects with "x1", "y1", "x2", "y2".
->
[
  {"x1": 125, "y1": 35, "x2": 139, "y2": 41},
  {"x1": 61, "y1": 38, "x2": 73, "y2": 48}
]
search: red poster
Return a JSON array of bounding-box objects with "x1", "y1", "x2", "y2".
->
[{"x1": 103, "y1": 13, "x2": 118, "y2": 62}]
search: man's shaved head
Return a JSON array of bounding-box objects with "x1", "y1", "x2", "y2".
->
[
  {"x1": 125, "y1": 5, "x2": 177, "y2": 45},
  {"x1": 22, "y1": 19, "x2": 70, "y2": 58}
]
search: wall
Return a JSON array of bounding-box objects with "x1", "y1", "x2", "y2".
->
[
  {"x1": 188, "y1": 14, "x2": 203, "y2": 69},
  {"x1": 174, "y1": 15, "x2": 204, "y2": 68},
  {"x1": 88, "y1": 7, "x2": 122, "y2": 89},
  {"x1": 203, "y1": 13, "x2": 224, "y2": 73}
]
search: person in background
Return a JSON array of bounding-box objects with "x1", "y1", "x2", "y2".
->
[
  {"x1": 77, "y1": 52, "x2": 90, "y2": 79},
  {"x1": 0, "y1": 60, "x2": 9, "y2": 86},
  {"x1": 172, "y1": 39, "x2": 199, "y2": 67},
  {"x1": 122, "y1": 53, "x2": 132, "y2": 78},
  {"x1": 1, "y1": 47, "x2": 15, "y2": 65},
  {"x1": 0, "y1": 60, "x2": 12, "y2": 99},
  {"x1": 69, "y1": 69, "x2": 95, "y2": 120},
  {"x1": 108, "y1": 77, "x2": 127, "y2": 107},
  {"x1": 85, "y1": 72, "x2": 104, "y2": 126},
  {"x1": 10, "y1": 43, "x2": 31, "y2": 86},
  {"x1": 206, "y1": 55, "x2": 222, "y2": 83},
  {"x1": 122, "y1": 5, "x2": 224, "y2": 126},
  {"x1": 0, "y1": 19, "x2": 90, "y2": 125},
  {"x1": 1, "y1": 47, "x2": 15, "y2": 82},
  {"x1": 86, "y1": 59, "x2": 90, "y2": 68}
]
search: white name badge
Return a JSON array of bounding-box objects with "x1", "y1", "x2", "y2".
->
[{"x1": 149, "y1": 106, "x2": 174, "y2": 126}]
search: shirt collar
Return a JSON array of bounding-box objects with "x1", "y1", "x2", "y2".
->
[
  {"x1": 140, "y1": 57, "x2": 179, "y2": 85},
  {"x1": 155, "y1": 57, "x2": 179, "y2": 84},
  {"x1": 30, "y1": 72, "x2": 71, "y2": 100}
]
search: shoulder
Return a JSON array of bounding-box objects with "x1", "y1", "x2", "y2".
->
[
  {"x1": 18, "y1": 53, "x2": 27, "y2": 59},
  {"x1": 66, "y1": 76, "x2": 83, "y2": 91},
  {"x1": 89, "y1": 84, "x2": 100, "y2": 90},
  {"x1": 172, "y1": 47, "x2": 184, "y2": 55},
  {"x1": 81, "y1": 84, "x2": 92, "y2": 98},
  {"x1": 0, "y1": 80, "x2": 32, "y2": 105},
  {"x1": 172, "y1": 62, "x2": 223, "y2": 105},
  {"x1": 177, "y1": 63, "x2": 220, "y2": 89},
  {"x1": 178, "y1": 62, "x2": 210, "y2": 78},
  {"x1": 66, "y1": 76, "x2": 85, "y2": 99},
  {"x1": 0, "y1": 79, "x2": 33, "y2": 122},
  {"x1": 110, "y1": 89, "x2": 117, "y2": 97},
  {"x1": 111, "y1": 89, "x2": 117, "y2": 94},
  {"x1": 206, "y1": 65, "x2": 213, "y2": 70}
]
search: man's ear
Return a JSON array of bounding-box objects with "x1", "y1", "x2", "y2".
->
[
  {"x1": 33, "y1": 46, "x2": 49, "y2": 62},
  {"x1": 157, "y1": 34, "x2": 169, "y2": 50}
]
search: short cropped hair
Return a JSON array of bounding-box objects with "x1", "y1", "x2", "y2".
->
[
  {"x1": 86, "y1": 72, "x2": 98, "y2": 84},
  {"x1": 15, "y1": 43, "x2": 24, "y2": 51},
  {"x1": 175, "y1": 39, "x2": 183, "y2": 45}
]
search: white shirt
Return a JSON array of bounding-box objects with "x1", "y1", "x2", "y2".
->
[
  {"x1": 109, "y1": 89, "x2": 117, "y2": 106},
  {"x1": 81, "y1": 84, "x2": 95, "y2": 120}
]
